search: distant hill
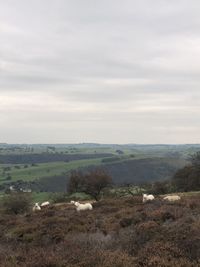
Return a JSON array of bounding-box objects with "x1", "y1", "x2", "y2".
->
[
  {"x1": 0, "y1": 143, "x2": 197, "y2": 193},
  {"x1": 0, "y1": 153, "x2": 113, "y2": 164},
  {"x1": 20, "y1": 157, "x2": 188, "y2": 192},
  {"x1": 101, "y1": 157, "x2": 188, "y2": 184}
]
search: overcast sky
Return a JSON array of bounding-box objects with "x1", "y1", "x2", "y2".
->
[{"x1": 0, "y1": 0, "x2": 200, "y2": 144}]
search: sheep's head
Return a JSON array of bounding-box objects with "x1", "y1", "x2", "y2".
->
[
  {"x1": 74, "y1": 202, "x2": 80, "y2": 207},
  {"x1": 33, "y1": 203, "x2": 41, "y2": 210},
  {"x1": 70, "y1": 200, "x2": 75, "y2": 204}
]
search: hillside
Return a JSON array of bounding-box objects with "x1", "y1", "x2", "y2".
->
[
  {"x1": 0, "y1": 152, "x2": 113, "y2": 164},
  {"x1": 0, "y1": 194, "x2": 200, "y2": 266},
  {"x1": 31, "y1": 157, "x2": 188, "y2": 192},
  {"x1": 0, "y1": 157, "x2": 188, "y2": 192},
  {"x1": 99, "y1": 157, "x2": 188, "y2": 184},
  {"x1": 0, "y1": 143, "x2": 196, "y2": 193}
]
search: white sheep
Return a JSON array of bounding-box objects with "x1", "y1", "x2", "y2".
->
[
  {"x1": 32, "y1": 203, "x2": 41, "y2": 211},
  {"x1": 163, "y1": 195, "x2": 181, "y2": 202},
  {"x1": 41, "y1": 201, "x2": 50, "y2": 207},
  {"x1": 74, "y1": 201, "x2": 93, "y2": 212},
  {"x1": 142, "y1": 193, "x2": 155, "y2": 203}
]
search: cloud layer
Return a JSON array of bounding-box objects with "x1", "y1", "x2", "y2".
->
[{"x1": 0, "y1": 0, "x2": 200, "y2": 143}]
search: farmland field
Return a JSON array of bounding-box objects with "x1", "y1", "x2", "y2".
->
[
  {"x1": 0, "y1": 158, "x2": 104, "y2": 183},
  {"x1": 0, "y1": 143, "x2": 197, "y2": 193}
]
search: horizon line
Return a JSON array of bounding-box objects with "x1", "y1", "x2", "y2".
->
[{"x1": 1, "y1": 142, "x2": 200, "y2": 146}]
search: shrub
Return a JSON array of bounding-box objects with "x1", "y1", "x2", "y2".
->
[
  {"x1": 50, "y1": 192, "x2": 68, "y2": 203},
  {"x1": 6, "y1": 175, "x2": 12, "y2": 181},
  {"x1": 136, "y1": 241, "x2": 194, "y2": 267},
  {"x1": 68, "y1": 169, "x2": 112, "y2": 201},
  {"x1": 150, "y1": 181, "x2": 171, "y2": 195},
  {"x1": 172, "y1": 165, "x2": 200, "y2": 192},
  {"x1": 101, "y1": 156, "x2": 121, "y2": 163},
  {"x1": 2, "y1": 193, "x2": 32, "y2": 214},
  {"x1": 0, "y1": 195, "x2": 200, "y2": 266},
  {"x1": 119, "y1": 217, "x2": 133, "y2": 228}
]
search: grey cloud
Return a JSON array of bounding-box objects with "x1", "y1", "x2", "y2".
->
[{"x1": 0, "y1": 0, "x2": 200, "y2": 143}]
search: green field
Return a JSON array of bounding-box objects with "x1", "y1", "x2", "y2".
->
[
  {"x1": 0, "y1": 144, "x2": 118, "y2": 155},
  {"x1": 0, "y1": 143, "x2": 198, "y2": 194},
  {"x1": 31, "y1": 192, "x2": 51, "y2": 203},
  {"x1": 1, "y1": 143, "x2": 199, "y2": 157},
  {"x1": 0, "y1": 154, "x2": 148, "y2": 185},
  {"x1": 0, "y1": 158, "x2": 103, "y2": 184}
]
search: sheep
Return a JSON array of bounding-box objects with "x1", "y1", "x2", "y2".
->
[
  {"x1": 40, "y1": 201, "x2": 50, "y2": 207},
  {"x1": 32, "y1": 203, "x2": 41, "y2": 211},
  {"x1": 142, "y1": 193, "x2": 155, "y2": 203},
  {"x1": 74, "y1": 201, "x2": 93, "y2": 212},
  {"x1": 163, "y1": 195, "x2": 181, "y2": 202}
]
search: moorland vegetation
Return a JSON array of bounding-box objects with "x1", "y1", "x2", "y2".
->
[{"x1": 0, "y1": 148, "x2": 200, "y2": 266}]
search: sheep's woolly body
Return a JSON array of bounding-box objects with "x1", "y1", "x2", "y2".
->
[
  {"x1": 41, "y1": 201, "x2": 50, "y2": 207},
  {"x1": 143, "y1": 194, "x2": 155, "y2": 203},
  {"x1": 163, "y1": 195, "x2": 181, "y2": 202},
  {"x1": 74, "y1": 201, "x2": 93, "y2": 211}
]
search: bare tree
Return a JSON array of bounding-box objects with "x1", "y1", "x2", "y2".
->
[{"x1": 68, "y1": 169, "x2": 112, "y2": 200}]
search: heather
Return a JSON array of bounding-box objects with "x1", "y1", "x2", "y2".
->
[{"x1": 0, "y1": 194, "x2": 199, "y2": 267}]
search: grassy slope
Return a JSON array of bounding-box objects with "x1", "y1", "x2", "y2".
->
[
  {"x1": 98, "y1": 157, "x2": 188, "y2": 184},
  {"x1": 0, "y1": 156, "x2": 189, "y2": 193},
  {"x1": 0, "y1": 143, "x2": 195, "y2": 192},
  {"x1": 31, "y1": 192, "x2": 52, "y2": 203},
  {"x1": 1, "y1": 143, "x2": 199, "y2": 157},
  {"x1": 0, "y1": 158, "x2": 103, "y2": 184}
]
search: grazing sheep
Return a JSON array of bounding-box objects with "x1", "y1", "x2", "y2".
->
[
  {"x1": 143, "y1": 193, "x2": 155, "y2": 203},
  {"x1": 74, "y1": 201, "x2": 93, "y2": 212},
  {"x1": 41, "y1": 201, "x2": 50, "y2": 207},
  {"x1": 32, "y1": 203, "x2": 41, "y2": 211},
  {"x1": 163, "y1": 195, "x2": 181, "y2": 202}
]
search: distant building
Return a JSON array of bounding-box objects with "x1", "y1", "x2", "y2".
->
[
  {"x1": 9, "y1": 185, "x2": 15, "y2": 191},
  {"x1": 116, "y1": 149, "x2": 124, "y2": 155},
  {"x1": 20, "y1": 188, "x2": 32, "y2": 193}
]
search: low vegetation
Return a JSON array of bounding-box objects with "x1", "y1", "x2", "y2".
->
[
  {"x1": 0, "y1": 146, "x2": 200, "y2": 266},
  {"x1": 0, "y1": 194, "x2": 199, "y2": 266},
  {"x1": 1, "y1": 192, "x2": 32, "y2": 214}
]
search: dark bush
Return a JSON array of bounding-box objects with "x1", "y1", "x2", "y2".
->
[
  {"x1": 119, "y1": 217, "x2": 133, "y2": 227},
  {"x1": 136, "y1": 241, "x2": 194, "y2": 267},
  {"x1": 50, "y1": 192, "x2": 68, "y2": 203},
  {"x1": 68, "y1": 169, "x2": 112, "y2": 200},
  {"x1": 172, "y1": 155, "x2": 200, "y2": 192},
  {"x1": 150, "y1": 181, "x2": 171, "y2": 195},
  {"x1": 2, "y1": 193, "x2": 32, "y2": 214}
]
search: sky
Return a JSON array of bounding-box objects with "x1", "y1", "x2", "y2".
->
[{"x1": 0, "y1": 0, "x2": 200, "y2": 144}]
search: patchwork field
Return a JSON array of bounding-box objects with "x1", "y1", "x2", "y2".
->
[
  {"x1": 0, "y1": 143, "x2": 193, "y2": 193},
  {"x1": 0, "y1": 158, "x2": 103, "y2": 183}
]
